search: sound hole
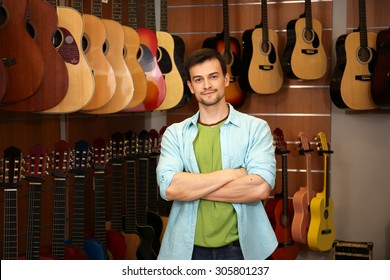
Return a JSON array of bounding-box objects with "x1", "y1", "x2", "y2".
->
[
  {"x1": 260, "y1": 40, "x2": 271, "y2": 56},
  {"x1": 357, "y1": 46, "x2": 373, "y2": 64},
  {"x1": 303, "y1": 28, "x2": 314, "y2": 44},
  {"x1": 0, "y1": 6, "x2": 7, "y2": 27},
  {"x1": 52, "y1": 29, "x2": 63, "y2": 49}
]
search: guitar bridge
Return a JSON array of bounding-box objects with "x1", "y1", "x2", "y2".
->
[
  {"x1": 259, "y1": 65, "x2": 274, "y2": 71},
  {"x1": 321, "y1": 229, "x2": 332, "y2": 235},
  {"x1": 277, "y1": 240, "x2": 295, "y2": 248},
  {"x1": 301, "y1": 49, "x2": 318, "y2": 55},
  {"x1": 2, "y1": 57, "x2": 16, "y2": 67},
  {"x1": 355, "y1": 75, "x2": 371, "y2": 81}
]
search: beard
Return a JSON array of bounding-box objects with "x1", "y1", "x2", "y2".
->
[{"x1": 196, "y1": 89, "x2": 225, "y2": 106}]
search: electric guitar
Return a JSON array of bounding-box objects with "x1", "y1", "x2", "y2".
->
[
  {"x1": 76, "y1": 0, "x2": 116, "y2": 111},
  {"x1": 106, "y1": 133, "x2": 127, "y2": 259},
  {"x1": 371, "y1": 27, "x2": 390, "y2": 106},
  {"x1": 202, "y1": 0, "x2": 245, "y2": 108},
  {"x1": 123, "y1": 130, "x2": 141, "y2": 259},
  {"x1": 0, "y1": 0, "x2": 44, "y2": 104},
  {"x1": 291, "y1": 132, "x2": 314, "y2": 244},
  {"x1": 307, "y1": 131, "x2": 336, "y2": 251},
  {"x1": 240, "y1": 0, "x2": 283, "y2": 94},
  {"x1": 281, "y1": 0, "x2": 327, "y2": 80},
  {"x1": 1, "y1": 146, "x2": 22, "y2": 260},
  {"x1": 270, "y1": 128, "x2": 300, "y2": 260},
  {"x1": 1, "y1": 0, "x2": 69, "y2": 112},
  {"x1": 330, "y1": 0, "x2": 377, "y2": 110}
]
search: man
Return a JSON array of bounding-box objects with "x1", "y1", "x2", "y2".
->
[{"x1": 156, "y1": 48, "x2": 277, "y2": 260}]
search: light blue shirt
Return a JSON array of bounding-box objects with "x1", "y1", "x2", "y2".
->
[{"x1": 156, "y1": 104, "x2": 278, "y2": 260}]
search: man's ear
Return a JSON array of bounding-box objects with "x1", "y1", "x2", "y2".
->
[
  {"x1": 225, "y1": 73, "x2": 230, "y2": 86},
  {"x1": 187, "y1": 80, "x2": 195, "y2": 94}
]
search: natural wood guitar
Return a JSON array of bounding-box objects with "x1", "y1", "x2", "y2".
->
[
  {"x1": 281, "y1": 0, "x2": 327, "y2": 80},
  {"x1": 330, "y1": 0, "x2": 377, "y2": 110},
  {"x1": 307, "y1": 132, "x2": 336, "y2": 251},
  {"x1": 0, "y1": 0, "x2": 44, "y2": 104},
  {"x1": 292, "y1": 132, "x2": 314, "y2": 244},
  {"x1": 202, "y1": 0, "x2": 245, "y2": 108}
]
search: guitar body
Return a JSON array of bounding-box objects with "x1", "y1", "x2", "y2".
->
[
  {"x1": 81, "y1": 14, "x2": 116, "y2": 111},
  {"x1": 340, "y1": 31, "x2": 377, "y2": 110},
  {"x1": 271, "y1": 199, "x2": 300, "y2": 260},
  {"x1": 130, "y1": 27, "x2": 166, "y2": 112},
  {"x1": 123, "y1": 231, "x2": 141, "y2": 260},
  {"x1": 63, "y1": 245, "x2": 87, "y2": 260},
  {"x1": 1, "y1": 0, "x2": 68, "y2": 112},
  {"x1": 122, "y1": 25, "x2": 148, "y2": 110},
  {"x1": 307, "y1": 194, "x2": 336, "y2": 251},
  {"x1": 156, "y1": 31, "x2": 185, "y2": 110},
  {"x1": 371, "y1": 28, "x2": 390, "y2": 105},
  {"x1": 147, "y1": 210, "x2": 163, "y2": 257},
  {"x1": 0, "y1": 0, "x2": 44, "y2": 104},
  {"x1": 106, "y1": 230, "x2": 126, "y2": 260},
  {"x1": 265, "y1": 196, "x2": 282, "y2": 229},
  {"x1": 44, "y1": 6, "x2": 94, "y2": 113},
  {"x1": 136, "y1": 225, "x2": 156, "y2": 260},
  {"x1": 248, "y1": 27, "x2": 283, "y2": 94},
  {"x1": 282, "y1": 17, "x2": 327, "y2": 80},
  {"x1": 83, "y1": 238, "x2": 109, "y2": 260},
  {"x1": 239, "y1": 28, "x2": 255, "y2": 92},
  {"x1": 291, "y1": 186, "x2": 311, "y2": 244}
]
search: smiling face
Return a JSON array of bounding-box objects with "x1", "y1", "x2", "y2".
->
[{"x1": 187, "y1": 58, "x2": 230, "y2": 107}]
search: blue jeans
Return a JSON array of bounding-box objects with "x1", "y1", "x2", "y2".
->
[{"x1": 191, "y1": 241, "x2": 244, "y2": 260}]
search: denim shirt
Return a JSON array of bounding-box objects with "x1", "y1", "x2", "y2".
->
[{"x1": 156, "y1": 104, "x2": 278, "y2": 260}]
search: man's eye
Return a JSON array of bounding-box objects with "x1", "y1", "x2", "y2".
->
[
  {"x1": 194, "y1": 78, "x2": 202, "y2": 83},
  {"x1": 211, "y1": 75, "x2": 218, "y2": 80}
]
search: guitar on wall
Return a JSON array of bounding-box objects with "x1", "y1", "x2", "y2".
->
[
  {"x1": 281, "y1": 0, "x2": 327, "y2": 80},
  {"x1": 129, "y1": 0, "x2": 167, "y2": 113},
  {"x1": 0, "y1": 0, "x2": 44, "y2": 104},
  {"x1": 1, "y1": 0, "x2": 69, "y2": 112},
  {"x1": 240, "y1": 0, "x2": 283, "y2": 94},
  {"x1": 1, "y1": 146, "x2": 22, "y2": 260},
  {"x1": 330, "y1": 0, "x2": 377, "y2": 110},
  {"x1": 371, "y1": 27, "x2": 390, "y2": 106},
  {"x1": 307, "y1": 131, "x2": 336, "y2": 251},
  {"x1": 291, "y1": 132, "x2": 314, "y2": 245},
  {"x1": 269, "y1": 128, "x2": 300, "y2": 260},
  {"x1": 202, "y1": 0, "x2": 245, "y2": 109}
]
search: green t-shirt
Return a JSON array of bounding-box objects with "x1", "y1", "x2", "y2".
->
[{"x1": 193, "y1": 122, "x2": 238, "y2": 247}]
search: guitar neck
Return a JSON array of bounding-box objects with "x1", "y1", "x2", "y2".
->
[
  {"x1": 323, "y1": 154, "x2": 330, "y2": 207},
  {"x1": 222, "y1": 0, "x2": 231, "y2": 52},
  {"x1": 146, "y1": 0, "x2": 156, "y2": 31},
  {"x1": 124, "y1": 158, "x2": 138, "y2": 233},
  {"x1": 3, "y1": 189, "x2": 18, "y2": 260},
  {"x1": 111, "y1": 163, "x2": 124, "y2": 231},
  {"x1": 94, "y1": 170, "x2": 107, "y2": 242},
  {"x1": 281, "y1": 154, "x2": 289, "y2": 218},
  {"x1": 91, "y1": 0, "x2": 102, "y2": 18},
  {"x1": 112, "y1": 0, "x2": 122, "y2": 24},
  {"x1": 304, "y1": 0, "x2": 313, "y2": 30},
  {"x1": 127, "y1": 0, "x2": 137, "y2": 29},
  {"x1": 160, "y1": 0, "x2": 168, "y2": 32},
  {"x1": 136, "y1": 156, "x2": 149, "y2": 226},
  {"x1": 261, "y1": 0, "x2": 270, "y2": 40},
  {"x1": 358, "y1": 0, "x2": 368, "y2": 48},
  {"x1": 51, "y1": 178, "x2": 67, "y2": 259},
  {"x1": 72, "y1": 176, "x2": 86, "y2": 248},
  {"x1": 305, "y1": 153, "x2": 313, "y2": 206}
]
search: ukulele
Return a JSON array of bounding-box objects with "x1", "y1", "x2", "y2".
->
[
  {"x1": 156, "y1": 0, "x2": 188, "y2": 110},
  {"x1": 270, "y1": 128, "x2": 300, "y2": 260},
  {"x1": 76, "y1": 0, "x2": 116, "y2": 111},
  {"x1": 330, "y1": 0, "x2": 377, "y2": 110},
  {"x1": 136, "y1": 130, "x2": 156, "y2": 260},
  {"x1": 0, "y1": 0, "x2": 44, "y2": 104},
  {"x1": 371, "y1": 27, "x2": 390, "y2": 106},
  {"x1": 291, "y1": 132, "x2": 314, "y2": 244},
  {"x1": 106, "y1": 133, "x2": 127, "y2": 259},
  {"x1": 281, "y1": 0, "x2": 327, "y2": 80},
  {"x1": 123, "y1": 130, "x2": 141, "y2": 260},
  {"x1": 128, "y1": 0, "x2": 166, "y2": 112},
  {"x1": 202, "y1": 0, "x2": 245, "y2": 109},
  {"x1": 307, "y1": 131, "x2": 336, "y2": 251},
  {"x1": 240, "y1": 0, "x2": 283, "y2": 94},
  {"x1": 83, "y1": 0, "x2": 134, "y2": 114},
  {"x1": 1, "y1": 0, "x2": 69, "y2": 112},
  {"x1": 1, "y1": 146, "x2": 22, "y2": 260}
]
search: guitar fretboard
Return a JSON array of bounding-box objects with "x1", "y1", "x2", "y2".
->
[
  {"x1": 94, "y1": 171, "x2": 107, "y2": 242},
  {"x1": 51, "y1": 179, "x2": 67, "y2": 259},
  {"x1": 222, "y1": 0, "x2": 232, "y2": 54},
  {"x1": 304, "y1": 0, "x2": 313, "y2": 31},
  {"x1": 127, "y1": 0, "x2": 138, "y2": 29},
  {"x1": 358, "y1": 0, "x2": 368, "y2": 49},
  {"x1": 3, "y1": 189, "x2": 18, "y2": 260},
  {"x1": 261, "y1": 0, "x2": 269, "y2": 42},
  {"x1": 112, "y1": 0, "x2": 122, "y2": 23},
  {"x1": 136, "y1": 157, "x2": 149, "y2": 226},
  {"x1": 72, "y1": 176, "x2": 86, "y2": 248},
  {"x1": 71, "y1": 0, "x2": 83, "y2": 14},
  {"x1": 124, "y1": 158, "x2": 138, "y2": 233},
  {"x1": 111, "y1": 163, "x2": 124, "y2": 231},
  {"x1": 25, "y1": 183, "x2": 42, "y2": 260},
  {"x1": 146, "y1": 0, "x2": 156, "y2": 31},
  {"x1": 92, "y1": 0, "x2": 102, "y2": 18}
]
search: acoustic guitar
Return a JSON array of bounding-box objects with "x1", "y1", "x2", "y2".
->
[
  {"x1": 1, "y1": 146, "x2": 22, "y2": 260},
  {"x1": 43, "y1": 1, "x2": 95, "y2": 113},
  {"x1": 307, "y1": 132, "x2": 336, "y2": 251},
  {"x1": 1, "y1": 0, "x2": 69, "y2": 112},
  {"x1": 269, "y1": 128, "x2": 300, "y2": 260},
  {"x1": 371, "y1": 27, "x2": 390, "y2": 106},
  {"x1": 106, "y1": 133, "x2": 127, "y2": 260},
  {"x1": 330, "y1": 0, "x2": 377, "y2": 110},
  {"x1": 291, "y1": 132, "x2": 314, "y2": 244},
  {"x1": 156, "y1": 0, "x2": 188, "y2": 110},
  {"x1": 0, "y1": 0, "x2": 44, "y2": 104},
  {"x1": 123, "y1": 130, "x2": 141, "y2": 260},
  {"x1": 240, "y1": 0, "x2": 283, "y2": 94},
  {"x1": 202, "y1": 0, "x2": 245, "y2": 109},
  {"x1": 75, "y1": 0, "x2": 116, "y2": 111},
  {"x1": 129, "y1": 0, "x2": 166, "y2": 112},
  {"x1": 83, "y1": 0, "x2": 134, "y2": 114},
  {"x1": 281, "y1": 0, "x2": 327, "y2": 80}
]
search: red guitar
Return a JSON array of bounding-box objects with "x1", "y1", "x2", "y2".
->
[
  {"x1": 202, "y1": 0, "x2": 245, "y2": 108},
  {"x1": 291, "y1": 132, "x2": 315, "y2": 244},
  {"x1": 269, "y1": 128, "x2": 300, "y2": 260}
]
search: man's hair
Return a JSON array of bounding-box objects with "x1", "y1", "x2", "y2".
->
[{"x1": 184, "y1": 48, "x2": 227, "y2": 82}]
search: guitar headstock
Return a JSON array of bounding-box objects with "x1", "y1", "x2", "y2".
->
[
  {"x1": 316, "y1": 131, "x2": 333, "y2": 156},
  {"x1": 1, "y1": 146, "x2": 23, "y2": 188},
  {"x1": 273, "y1": 128, "x2": 290, "y2": 155},
  {"x1": 149, "y1": 129, "x2": 159, "y2": 155},
  {"x1": 297, "y1": 131, "x2": 313, "y2": 155},
  {"x1": 92, "y1": 137, "x2": 108, "y2": 170},
  {"x1": 73, "y1": 140, "x2": 89, "y2": 176},
  {"x1": 109, "y1": 132, "x2": 124, "y2": 164},
  {"x1": 51, "y1": 140, "x2": 71, "y2": 178},
  {"x1": 124, "y1": 130, "x2": 138, "y2": 159},
  {"x1": 137, "y1": 129, "x2": 151, "y2": 157},
  {"x1": 25, "y1": 144, "x2": 47, "y2": 183}
]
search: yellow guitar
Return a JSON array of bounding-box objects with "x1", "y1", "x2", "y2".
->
[{"x1": 307, "y1": 131, "x2": 336, "y2": 251}]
